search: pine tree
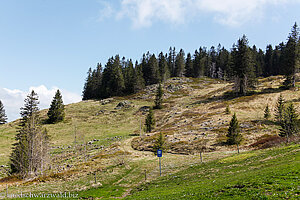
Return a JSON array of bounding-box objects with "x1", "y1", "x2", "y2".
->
[
  {"x1": 82, "y1": 68, "x2": 93, "y2": 100},
  {"x1": 0, "y1": 100, "x2": 7, "y2": 125},
  {"x1": 10, "y1": 90, "x2": 49, "y2": 177},
  {"x1": 123, "y1": 59, "x2": 135, "y2": 94},
  {"x1": 275, "y1": 94, "x2": 285, "y2": 123},
  {"x1": 133, "y1": 62, "x2": 145, "y2": 93},
  {"x1": 231, "y1": 35, "x2": 256, "y2": 95},
  {"x1": 145, "y1": 108, "x2": 155, "y2": 133},
  {"x1": 153, "y1": 133, "x2": 166, "y2": 155},
  {"x1": 142, "y1": 53, "x2": 159, "y2": 85},
  {"x1": 47, "y1": 89, "x2": 65, "y2": 124},
  {"x1": 174, "y1": 49, "x2": 185, "y2": 77},
  {"x1": 158, "y1": 52, "x2": 170, "y2": 82},
  {"x1": 283, "y1": 22, "x2": 300, "y2": 88},
  {"x1": 101, "y1": 55, "x2": 125, "y2": 97},
  {"x1": 168, "y1": 47, "x2": 176, "y2": 77},
  {"x1": 154, "y1": 83, "x2": 163, "y2": 109},
  {"x1": 185, "y1": 53, "x2": 194, "y2": 77},
  {"x1": 227, "y1": 113, "x2": 242, "y2": 153},
  {"x1": 264, "y1": 104, "x2": 271, "y2": 120},
  {"x1": 279, "y1": 103, "x2": 298, "y2": 143},
  {"x1": 264, "y1": 45, "x2": 273, "y2": 77}
]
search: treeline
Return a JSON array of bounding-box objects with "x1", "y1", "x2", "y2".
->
[{"x1": 82, "y1": 23, "x2": 299, "y2": 100}]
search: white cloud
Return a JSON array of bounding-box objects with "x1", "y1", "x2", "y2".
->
[
  {"x1": 109, "y1": 0, "x2": 300, "y2": 27},
  {"x1": 98, "y1": 0, "x2": 114, "y2": 22},
  {"x1": 0, "y1": 86, "x2": 81, "y2": 122}
]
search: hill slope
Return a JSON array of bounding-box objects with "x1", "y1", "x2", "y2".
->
[{"x1": 0, "y1": 76, "x2": 299, "y2": 199}]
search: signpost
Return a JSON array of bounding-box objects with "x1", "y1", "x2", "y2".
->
[{"x1": 157, "y1": 149, "x2": 162, "y2": 176}]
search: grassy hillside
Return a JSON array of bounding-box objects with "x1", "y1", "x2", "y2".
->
[
  {"x1": 127, "y1": 144, "x2": 300, "y2": 200},
  {"x1": 0, "y1": 76, "x2": 299, "y2": 199}
]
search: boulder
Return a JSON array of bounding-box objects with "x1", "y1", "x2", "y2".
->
[{"x1": 115, "y1": 100, "x2": 132, "y2": 109}]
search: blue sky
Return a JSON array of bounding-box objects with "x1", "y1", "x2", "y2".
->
[{"x1": 0, "y1": 0, "x2": 300, "y2": 121}]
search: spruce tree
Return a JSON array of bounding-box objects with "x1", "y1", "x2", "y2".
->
[
  {"x1": 153, "y1": 132, "x2": 166, "y2": 155},
  {"x1": 0, "y1": 100, "x2": 7, "y2": 125},
  {"x1": 231, "y1": 35, "x2": 256, "y2": 95},
  {"x1": 264, "y1": 45, "x2": 273, "y2": 77},
  {"x1": 158, "y1": 52, "x2": 170, "y2": 82},
  {"x1": 279, "y1": 103, "x2": 298, "y2": 143},
  {"x1": 10, "y1": 90, "x2": 49, "y2": 177},
  {"x1": 133, "y1": 62, "x2": 145, "y2": 93},
  {"x1": 123, "y1": 59, "x2": 135, "y2": 94},
  {"x1": 174, "y1": 49, "x2": 185, "y2": 77},
  {"x1": 275, "y1": 94, "x2": 285, "y2": 123},
  {"x1": 101, "y1": 55, "x2": 125, "y2": 97},
  {"x1": 145, "y1": 108, "x2": 155, "y2": 133},
  {"x1": 82, "y1": 68, "x2": 93, "y2": 100},
  {"x1": 185, "y1": 53, "x2": 194, "y2": 77},
  {"x1": 47, "y1": 89, "x2": 65, "y2": 124},
  {"x1": 227, "y1": 113, "x2": 242, "y2": 153},
  {"x1": 168, "y1": 47, "x2": 176, "y2": 77},
  {"x1": 283, "y1": 22, "x2": 299, "y2": 88},
  {"x1": 154, "y1": 83, "x2": 163, "y2": 109},
  {"x1": 264, "y1": 104, "x2": 271, "y2": 120}
]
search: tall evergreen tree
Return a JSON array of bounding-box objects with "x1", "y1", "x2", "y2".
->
[
  {"x1": 216, "y1": 46, "x2": 230, "y2": 80},
  {"x1": 133, "y1": 62, "x2": 145, "y2": 93},
  {"x1": 158, "y1": 52, "x2": 170, "y2": 82},
  {"x1": 93, "y1": 63, "x2": 103, "y2": 99},
  {"x1": 142, "y1": 54, "x2": 159, "y2": 85},
  {"x1": 10, "y1": 91, "x2": 49, "y2": 177},
  {"x1": 185, "y1": 52, "x2": 194, "y2": 77},
  {"x1": 82, "y1": 68, "x2": 93, "y2": 100},
  {"x1": 174, "y1": 49, "x2": 185, "y2": 77},
  {"x1": 145, "y1": 108, "x2": 155, "y2": 133},
  {"x1": 154, "y1": 83, "x2": 163, "y2": 109},
  {"x1": 227, "y1": 113, "x2": 242, "y2": 153},
  {"x1": 264, "y1": 45, "x2": 273, "y2": 77},
  {"x1": 0, "y1": 100, "x2": 7, "y2": 125},
  {"x1": 279, "y1": 103, "x2": 298, "y2": 142},
  {"x1": 283, "y1": 23, "x2": 300, "y2": 88},
  {"x1": 251, "y1": 45, "x2": 264, "y2": 78},
  {"x1": 231, "y1": 35, "x2": 256, "y2": 95},
  {"x1": 193, "y1": 48, "x2": 206, "y2": 78},
  {"x1": 123, "y1": 59, "x2": 135, "y2": 94},
  {"x1": 101, "y1": 55, "x2": 125, "y2": 97},
  {"x1": 168, "y1": 47, "x2": 176, "y2": 77},
  {"x1": 47, "y1": 89, "x2": 65, "y2": 124},
  {"x1": 275, "y1": 94, "x2": 285, "y2": 124}
]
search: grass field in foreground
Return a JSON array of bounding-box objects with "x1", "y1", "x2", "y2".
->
[{"x1": 125, "y1": 144, "x2": 300, "y2": 200}]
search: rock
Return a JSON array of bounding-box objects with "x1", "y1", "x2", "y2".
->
[
  {"x1": 139, "y1": 106, "x2": 150, "y2": 112},
  {"x1": 166, "y1": 84, "x2": 183, "y2": 93},
  {"x1": 115, "y1": 101, "x2": 132, "y2": 109},
  {"x1": 96, "y1": 110, "x2": 106, "y2": 116},
  {"x1": 100, "y1": 98, "x2": 113, "y2": 105}
]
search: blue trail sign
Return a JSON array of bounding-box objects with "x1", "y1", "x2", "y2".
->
[{"x1": 157, "y1": 149, "x2": 162, "y2": 157}]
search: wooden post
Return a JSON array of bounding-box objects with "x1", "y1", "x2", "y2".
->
[
  {"x1": 144, "y1": 170, "x2": 147, "y2": 181},
  {"x1": 237, "y1": 144, "x2": 240, "y2": 154}
]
